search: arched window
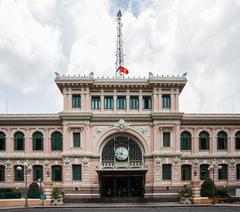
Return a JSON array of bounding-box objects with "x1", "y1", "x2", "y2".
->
[
  {"x1": 32, "y1": 132, "x2": 43, "y2": 151},
  {"x1": 180, "y1": 131, "x2": 192, "y2": 150},
  {"x1": 14, "y1": 132, "x2": 24, "y2": 151},
  {"x1": 217, "y1": 131, "x2": 228, "y2": 150},
  {"x1": 101, "y1": 136, "x2": 142, "y2": 164},
  {"x1": 181, "y1": 164, "x2": 192, "y2": 181},
  {"x1": 33, "y1": 165, "x2": 43, "y2": 181},
  {"x1": 51, "y1": 132, "x2": 63, "y2": 151},
  {"x1": 218, "y1": 164, "x2": 228, "y2": 180},
  {"x1": 235, "y1": 131, "x2": 240, "y2": 150},
  {"x1": 0, "y1": 132, "x2": 6, "y2": 151},
  {"x1": 236, "y1": 164, "x2": 240, "y2": 180},
  {"x1": 52, "y1": 165, "x2": 62, "y2": 181},
  {"x1": 199, "y1": 131, "x2": 209, "y2": 150},
  {"x1": 200, "y1": 164, "x2": 209, "y2": 180},
  {"x1": 14, "y1": 165, "x2": 24, "y2": 181},
  {"x1": 0, "y1": 165, "x2": 5, "y2": 181}
]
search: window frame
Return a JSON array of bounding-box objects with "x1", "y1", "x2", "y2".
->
[
  {"x1": 104, "y1": 96, "x2": 114, "y2": 109},
  {"x1": 162, "y1": 164, "x2": 172, "y2": 180},
  {"x1": 52, "y1": 165, "x2": 62, "y2": 181},
  {"x1": 181, "y1": 165, "x2": 192, "y2": 181},
  {"x1": 33, "y1": 165, "x2": 43, "y2": 182},
  {"x1": 180, "y1": 131, "x2": 192, "y2": 150},
  {"x1": 142, "y1": 96, "x2": 152, "y2": 109},
  {"x1": 51, "y1": 132, "x2": 63, "y2": 151},
  {"x1": 14, "y1": 132, "x2": 25, "y2": 151},
  {"x1": 0, "y1": 165, "x2": 5, "y2": 182},
  {"x1": 217, "y1": 131, "x2": 228, "y2": 150},
  {"x1": 0, "y1": 132, "x2": 6, "y2": 151},
  {"x1": 218, "y1": 164, "x2": 228, "y2": 180},
  {"x1": 73, "y1": 132, "x2": 81, "y2": 148},
  {"x1": 199, "y1": 131, "x2": 210, "y2": 150},
  {"x1": 162, "y1": 94, "x2": 171, "y2": 109},
  {"x1": 91, "y1": 96, "x2": 101, "y2": 109},
  {"x1": 163, "y1": 132, "x2": 171, "y2": 147},
  {"x1": 72, "y1": 165, "x2": 82, "y2": 181},
  {"x1": 32, "y1": 131, "x2": 44, "y2": 151},
  {"x1": 72, "y1": 95, "x2": 81, "y2": 108}
]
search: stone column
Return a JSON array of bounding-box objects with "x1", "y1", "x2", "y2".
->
[
  {"x1": 139, "y1": 90, "x2": 142, "y2": 112},
  {"x1": 126, "y1": 90, "x2": 130, "y2": 112},
  {"x1": 100, "y1": 89, "x2": 104, "y2": 112}
]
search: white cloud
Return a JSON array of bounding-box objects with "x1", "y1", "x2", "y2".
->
[{"x1": 0, "y1": 0, "x2": 240, "y2": 113}]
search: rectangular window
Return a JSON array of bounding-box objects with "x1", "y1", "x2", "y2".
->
[
  {"x1": 0, "y1": 166, "x2": 5, "y2": 181},
  {"x1": 130, "y1": 96, "x2": 139, "y2": 109},
  {"x1": 162, "y1": 164, "x2": 172, "y2": 180},
  {"x1": 72, "y1": 95, "x2": 81, "y2": 108},
  {"x1": 15, "y1": 167, "x2": 24, "y2": 181},
  {"x1": 181, "y1": 165, "x2": 192, "y2": 181},
  {"x1": 218, "y1": 165, "x2": 228, "y2": 180},
  {"x1": 117, "y1": 96, "x2": 126, "y2": 109},
  {"x1": 143, "y1": 96, "x2": 152, "y2": 109},
  {"x1": 72, "y1": 165, "x2": 82, "y2": 181},
  {"x1": 237, "y1": 165, "x2": 240, "y2": 180},
  {"x1": 162, "y1": 95, "x2": 171, "y2": 108},
  {"x1": 163, "y1": 132, "x2": 171, "y2": 147},
  {"x1": 33, "y1": 166, "x2": 43, "y2": 181},
  {"x1": 52, "y1": 166, "x2": 62, "y2": 181},
  {"x1": 91, "y1": 96, "x2": 101, "y2": 109},
  {"x1": 104, "y1": 96, "x2": 113, "y2": 109},
  {"x1": 73, "y1": 132, "x2": 81, "y2": 147}
]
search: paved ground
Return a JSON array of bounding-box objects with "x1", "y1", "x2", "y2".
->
[{"x1": 1, "y1": 205, "x2": 240, "y2": 212}]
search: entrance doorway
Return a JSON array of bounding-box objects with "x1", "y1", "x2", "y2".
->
[{"x1": 98, "y1": 171, "x2": 146, "y2": 198}]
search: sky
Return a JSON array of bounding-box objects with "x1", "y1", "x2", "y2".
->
[{"x1": 0, "y1": 0, "x2": 240, "y2": 114}]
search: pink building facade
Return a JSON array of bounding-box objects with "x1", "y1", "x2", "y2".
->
[{"x1": 0, "y1": 72, "x2": 240, "y2": 200}]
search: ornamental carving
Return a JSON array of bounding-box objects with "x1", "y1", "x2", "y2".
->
[
  {"x1": 132, "y1": 126, "x2": 150, "y2": 139},
  {"x1": 93, "y1": 126, "x2": 110, "y2": 143},
  {"x1": 113, "y1": 119, "x2": 129, "y2": 132}
]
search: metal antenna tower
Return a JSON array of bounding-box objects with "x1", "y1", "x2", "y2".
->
[{"x1": 115, "y1": 10, "x2": 124, "y2": 78}]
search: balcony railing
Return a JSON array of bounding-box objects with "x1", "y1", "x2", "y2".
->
[{"x1": 99, "y1": 162, "x2": 144, "y2": 170}]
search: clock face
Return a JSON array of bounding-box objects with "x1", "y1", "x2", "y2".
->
[{"x1": 115, "y1": 147, "x2": 128, "y2": 161}]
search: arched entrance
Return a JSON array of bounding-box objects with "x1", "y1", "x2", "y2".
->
[{"x1": 97, "y1": 136, "x2": 147, "y2": 198}]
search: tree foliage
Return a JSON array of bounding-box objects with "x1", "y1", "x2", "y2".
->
[
  {"x1": 200, "y1": 177, "x2": 216, "y2": 197},
  {"x1": 27, "y1": 182, "x2": 41, "y2": 199}
]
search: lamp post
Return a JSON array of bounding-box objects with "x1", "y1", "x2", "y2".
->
[
  {"x1": 17, "y1": 160, "x2": 31, "y2": 207},
  {"x1": 208, "y1": 162, "x2": 222, "y2": 204}
]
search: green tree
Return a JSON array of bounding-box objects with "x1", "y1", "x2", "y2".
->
[
  {"x1": 27, "y1": 182, "x2": 41, "y2": 199},
  {"x1": 200, "y1": 177, "x2": 216, "y2": 197}
]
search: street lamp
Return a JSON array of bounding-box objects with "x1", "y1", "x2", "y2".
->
[
  {"x1": 17, "y1": 160, "x2": 31, "y2": 207},
  {"x1": 208, "y1": 162, "x2": 222, "y2": 204}
]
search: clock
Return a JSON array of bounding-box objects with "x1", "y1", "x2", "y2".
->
[{"x1": 115, "y1": 147, "x2": 128, "y2": 161}]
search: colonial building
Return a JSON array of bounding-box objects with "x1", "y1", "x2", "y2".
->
[
  {"x1": 0, "y1": 72, "x2": 240, "y2": 200},
  {"x1": 0, "y1": 10, "x2": 239, "y2": 201}
]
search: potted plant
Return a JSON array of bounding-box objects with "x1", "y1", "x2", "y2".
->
[
  {"x1": 179, "y1": 185, "x2": 192, "y2": 204},
  {"x1": 51, "y1": 188, "x2": 63, "y2": 205}
]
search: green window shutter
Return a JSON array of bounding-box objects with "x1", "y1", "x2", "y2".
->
[
  {"x1": 162, "y1": 95, "x2": 171, "y2": 108},
  {"x1": 72, "y1": 95, "x2": 81, "y2": 108},
  {"x1": 181, "y1": 165, "x2": 192, "y2": 181},
  {"x1": 72, "y1": 165, "x2": 82, "y2": 181},
  {"x1": 0, "y1": 166, "x2": 5, "y2": 181},
  {"x1": 32, "y1": 132, "x2": 43, "y2": 151},
  {"x1": 163, "y1": 132, "x2": 170, "y2": 147},
  {"x1": 162, "y1": 164, "x2": 171, "y2": 180},
  {"x1": 14, "y1": 132, "x2": 24, "y2": 151},
  {"x1": 73, "y1": 133, "x2": 81, "y2": 147},
  {"x1": 0, "y1": 132, "x2": 6, "y2": 151},
  {"x1": 181, "y1": 132, "x2": 191, "y2": 150},
  {"x1": 130, "y1": 96, "x2": 139, "y2": 109},
  {"x1": 33, "y1": 166, "x2": 43, "y2": 181},
  {"x1": 236, "y1": 164, "x2": 240, "y2": 180},
  {"x1": 51, "y1": 132, "x2": 62, "y2": 151},
  {"x1": 52, "y1": 166, "x2": 62, "y2": 181}
]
